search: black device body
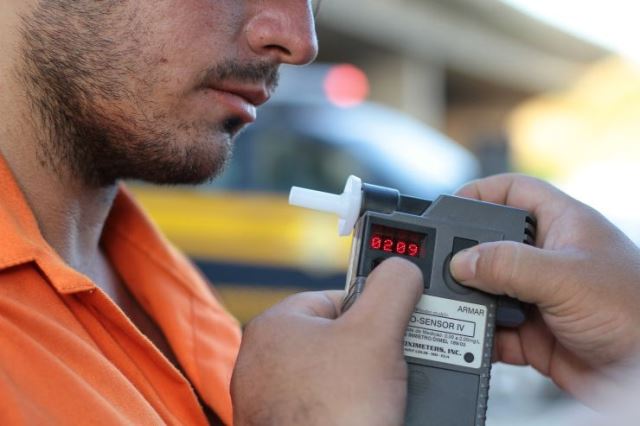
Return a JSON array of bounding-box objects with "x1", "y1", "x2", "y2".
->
[{"x1": 342, "y1": 184, "x2": 536, "y2": 426}]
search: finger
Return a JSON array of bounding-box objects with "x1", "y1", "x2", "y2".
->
[
  {"x1": 273, "y1": 290, "x2": 345, "y2": 319},
  {"x1": 493, "y1": 329, "x2": 527, "y2": 366},
  {"x1": 449, "y1": 241, "x2": 576, "y2": 307},
  {"x1": 344, "y1": 257, "x2": 423, "y2": 341},
  {"x1": 455, "y1": 173, "x2": 571, "y2": 221},
  {"x1": 493, "y1": 309, "x2": 554, "y2": 368}
]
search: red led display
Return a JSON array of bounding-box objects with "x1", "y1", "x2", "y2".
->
[{"x1": 368, "y1": 225, "x2": 425, "y2": 258}]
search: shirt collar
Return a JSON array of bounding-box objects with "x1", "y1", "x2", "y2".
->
[
  {"x1": 0, "y1": 152, "x2": 216, "y2": 300},
  {"x1": 0, "y1": 154, "x2": 97, "y2": 292}
]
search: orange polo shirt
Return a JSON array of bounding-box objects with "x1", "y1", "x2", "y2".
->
[{"x1": 0, "y1": 155, "x2": 241, "y2": 425}]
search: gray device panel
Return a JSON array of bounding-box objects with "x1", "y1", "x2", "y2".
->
[{"x1": 344, "y1": 194, "x2": 534, "y2": 426}]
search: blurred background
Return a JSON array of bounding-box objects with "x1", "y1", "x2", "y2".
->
[{"x1": 131, "y1": 0, "x2": 640, "y2": 424}]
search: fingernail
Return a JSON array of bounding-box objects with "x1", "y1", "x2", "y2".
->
[{"x1": 450, "y1": 249, "x2": 479, "y2": 282}]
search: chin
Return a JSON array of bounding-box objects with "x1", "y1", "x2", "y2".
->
[
  {"x1": 144, "y1": 149, "x2": 230, "y2": 185},
  {"x1": 130, "y1": 159, "x2": 226, "y2": 185},
  {"x1": 90, "y1": 120, "x2": 234, "y2": 186}
]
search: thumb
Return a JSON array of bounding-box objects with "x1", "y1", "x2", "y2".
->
[
  {"x1": 449, "y1": 241, "x2": 567, "y2": 306},
  {"x1": 345, "y1": 257, "x2": 423, "y2": 341}
]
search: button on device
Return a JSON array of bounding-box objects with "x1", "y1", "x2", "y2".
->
[
  {"x1": 452, "y1": 237, "x2": 479, "y2": 256},
  {"x1": 495, "y1": 297, "x2": 527, "y2": 328},
  {"x1": 443, "y1": 237, "x2": 479, "y2": 294}
]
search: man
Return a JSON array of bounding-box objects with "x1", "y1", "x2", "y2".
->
[
  {"x1": 0, "y1": 1, "x2": 424, "y2": 425},
  {"x1": 0, "y1": 0, "x2": 320, "y2": 424},
  {"x1": 2, "y1": 2, "x2": 640, "y2": 426}
]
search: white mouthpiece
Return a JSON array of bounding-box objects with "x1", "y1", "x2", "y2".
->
[{"x1": 289, "y1": 175, "x2": 363, "y2": 236}]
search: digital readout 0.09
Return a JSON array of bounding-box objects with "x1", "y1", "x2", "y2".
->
[{"x1": 368, "y1": 224, "x2": 426, "y2": 258}]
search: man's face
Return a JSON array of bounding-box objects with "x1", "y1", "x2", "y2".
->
[{"x1": 17, "y1": 0, "x2": 318, "y2": 186}]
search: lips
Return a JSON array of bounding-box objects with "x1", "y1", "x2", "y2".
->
[
  {"x1": 202, "y1": 82, "x2": 271, "y2": 127},
  {"x1": 214, "y1": 84, "x2": 271, "y2": 107}
]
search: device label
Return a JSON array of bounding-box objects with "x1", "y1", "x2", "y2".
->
[{"x1": 404, "y1": 295, "x2": 487, "y2": 369}]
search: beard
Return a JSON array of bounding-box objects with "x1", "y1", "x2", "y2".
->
[{"x1": 17, "y1": 1, "x2": 278, "y2": 187}]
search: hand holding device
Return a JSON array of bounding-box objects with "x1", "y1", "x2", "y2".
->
[
  {"x1": 231, "y1": 259, "x2": 423, "y2": 426},
  {"x1": 449, "y1": 174, "x2": 640, "y2": 404},
  {"x1": 290, "y1": 176, "x2": 535, "y2": 425}
]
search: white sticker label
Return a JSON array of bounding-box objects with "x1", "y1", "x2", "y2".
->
[{"x1": 404, "y1": 295, "x2": 487, "y2": 369}]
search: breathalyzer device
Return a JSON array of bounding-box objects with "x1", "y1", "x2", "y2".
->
[{"x1": 289, "y1": 176, "x2": 535, "y2": 426}]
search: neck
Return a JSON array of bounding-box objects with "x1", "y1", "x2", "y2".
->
[
  {"x1": 0, "y1": 115, "x2": 118, "y2": 280},
  {"x1": 0, "y1": 4, "x2": 119, "y2": 286}
]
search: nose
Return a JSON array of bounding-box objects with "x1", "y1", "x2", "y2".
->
[{"x1": 245, "y1": 1, "x2": 319, "y2": 66}]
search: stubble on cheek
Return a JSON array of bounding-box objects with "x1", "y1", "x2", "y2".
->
[
  {"x1": 17, "y1": 1, "x2": 232, "y2": 187},
  {"x1": 18, "y1": 2, "x2": 142, "y2": 179}
]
